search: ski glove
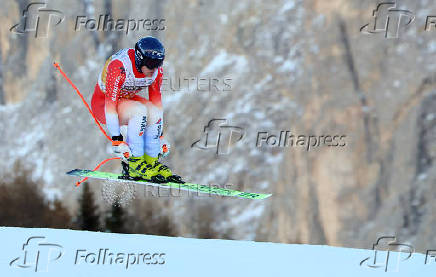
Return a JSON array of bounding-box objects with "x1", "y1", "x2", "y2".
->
[{"x1": 112, "y1": 135, "x2": 131, "y2": 162}]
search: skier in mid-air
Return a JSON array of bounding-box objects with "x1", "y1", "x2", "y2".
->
[{"x1": 91, "y1": 36, "x2": 180, "y2": 183}]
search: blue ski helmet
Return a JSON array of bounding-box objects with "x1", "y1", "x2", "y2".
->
[{"x1": 134, "y1": 36, "x2": 165, "y2": 72}]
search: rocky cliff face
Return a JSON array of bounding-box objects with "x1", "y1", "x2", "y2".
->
[{"x1": 0, "y1": 0, "x2": 435, "y2": 251}]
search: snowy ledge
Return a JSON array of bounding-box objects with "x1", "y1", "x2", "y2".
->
[{"x1": 0, "y1": 227, "x2": 435, "y2": 276}]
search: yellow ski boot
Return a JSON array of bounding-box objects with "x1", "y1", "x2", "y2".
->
[{"x1": 121, "y1": 154, "x2": 183, "y2": 183}]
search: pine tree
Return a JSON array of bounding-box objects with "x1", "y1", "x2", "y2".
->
[
  {"x1": 0, "y1": 162, "x2": 73, "y2": 228},
  {"x1": 127, "y1": 199, "x2": 177, "y2": 236},
  {"x1": 105, "y1": 198, "x2": 126, "y2": 233},
  {"x1": 77, "y1": 182, "x2": 100, "y2": 231}
]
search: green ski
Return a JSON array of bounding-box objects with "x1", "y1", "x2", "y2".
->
[{"x1": 67, "y1": 169, "x2": 271, "y2": 200}]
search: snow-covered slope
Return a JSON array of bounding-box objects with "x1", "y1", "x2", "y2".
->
[{"x1": 2, "y1": 227, "x2": 434, "y2": 277}]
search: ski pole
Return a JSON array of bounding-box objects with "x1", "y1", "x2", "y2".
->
[
  {"x1": 53, "y1": 62, "x2": 113, "y2": 142},
  {"x1": 53, "y1": 62, "x2": 121, "y2": 186},
  {"x1": 74, "y1": 157, "x2": 121, "y2": 187}
]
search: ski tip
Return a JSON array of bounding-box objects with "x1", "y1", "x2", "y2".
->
[
  {"x1": 66, "y1": 169, "x2": 92, "y2": 176},
  {"x1": 66, "y1": 169, "x2": 78, "y2": 175},
  {"x1": 257, "y1": 193, "x2": 272, "y2": 199}
]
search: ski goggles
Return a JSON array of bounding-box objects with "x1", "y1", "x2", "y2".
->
[{"x1": 142, "y1": 56, "x2": 164, "y2": 70}]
